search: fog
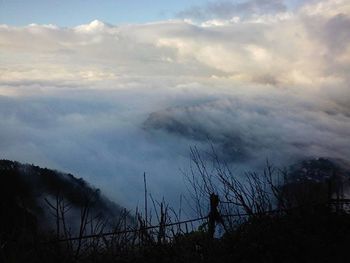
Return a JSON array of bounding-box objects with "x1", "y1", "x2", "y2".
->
[{"x1": 0, "y1": 0, "x2": 349, "y2": 209}]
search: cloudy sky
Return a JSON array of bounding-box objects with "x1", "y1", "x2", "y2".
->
[
  {"x1": 0, "y1": 0, "x2": 349, "y2": 208},
  {"x1": 1, "y1": 0, "x2": 305, "y2": 26}
]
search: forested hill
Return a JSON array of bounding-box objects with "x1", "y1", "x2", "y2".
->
[{"x1": 0, "y1": 159, "x2": 131, "y2": 236}]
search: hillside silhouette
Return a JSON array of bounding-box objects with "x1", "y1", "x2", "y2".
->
[
  {"x1": 1, "y1": 157, "x2": 350, "y2": 262},
  {"x1": 0, "y1": 160, "x2": 132, "y2": 249}
]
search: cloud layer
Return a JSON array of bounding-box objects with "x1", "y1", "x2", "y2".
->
[
  {"x1": 177, "y1": 0, "x2": 287, "y2": 20},
  {"x1": 0, "y1": 0, "x2": 349, "y2": 208}
]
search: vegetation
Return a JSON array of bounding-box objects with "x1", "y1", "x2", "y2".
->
[{"x1": 1, "y1": 154, "x2": 350, "y2": 263}]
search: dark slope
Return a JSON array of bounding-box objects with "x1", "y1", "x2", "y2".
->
[{"x1": 0, "y1": 160, "x2": 132, "y2": 238}]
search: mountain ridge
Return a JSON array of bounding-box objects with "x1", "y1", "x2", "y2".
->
[{"x1": 0, "y1": 159, "x2": 132, "y2": 237}]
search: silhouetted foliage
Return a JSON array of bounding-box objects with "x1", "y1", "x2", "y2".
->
[{"x1": 1, "y1": 157, "x2": 350, "y2": 262}]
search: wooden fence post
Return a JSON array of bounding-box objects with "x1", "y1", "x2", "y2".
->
[{"x1": 208, "y1": 193, "x2": 220, "y2": 239}]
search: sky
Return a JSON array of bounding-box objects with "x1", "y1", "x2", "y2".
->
[
  {"x1": 0, "y1": 0, "x2": 201, "y2": 26},
  {"x1": 1, "y1": 0, "x2": 305, "y2": 26},
  {"x1": 0, "y1": 0, "x2": 350, "y2": 209}
]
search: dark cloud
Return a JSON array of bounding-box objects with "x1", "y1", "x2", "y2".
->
[
  {"x1": 143, "y1": 103, "x2": 249, "y2": 162},
  {"x1": 323, "y1": 13, "x2": 350, "y2": 52},
  {"x1": 143, "y1": 95, "x2": 350, "y2": 167},
  {"x1": 177, "y1": 0, "x2": 287, "y2": 20}
]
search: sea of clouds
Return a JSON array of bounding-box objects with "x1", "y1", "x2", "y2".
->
[{"x1": 0, "y1": 0, "x2": 349, "y2": 208}]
